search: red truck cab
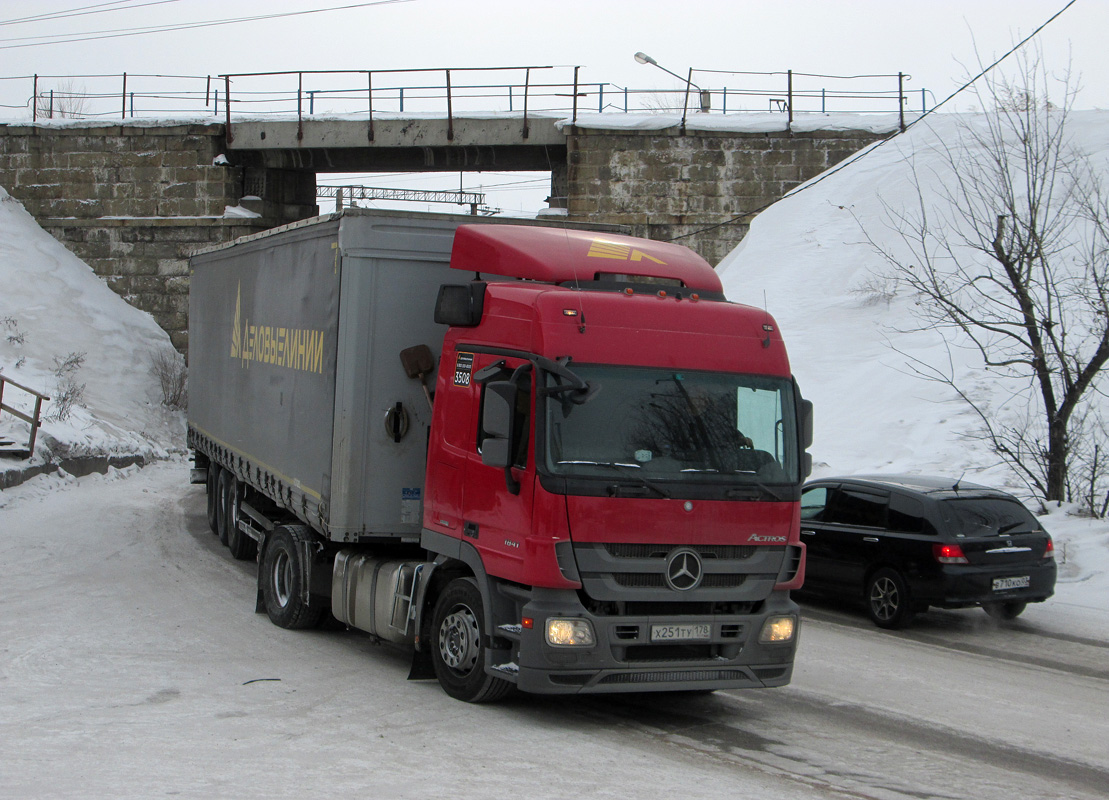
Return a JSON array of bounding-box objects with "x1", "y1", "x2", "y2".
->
[{"x1": 420, "y1": 225, "x2": 810, "y2": 699}]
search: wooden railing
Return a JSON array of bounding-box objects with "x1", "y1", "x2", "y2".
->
[{"x1": 0, "y1": 372, "x2": 49, "y2": 459}]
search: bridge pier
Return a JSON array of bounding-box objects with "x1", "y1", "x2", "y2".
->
[
  {"x1": 564, "y1": 124, "x2": 888, "y2": 266},
  {"x1": 1, "y1": 116, "x2": 887, "y2": 355},
  {"x1": 0, "y1": 122, "x2": 316, "y2": 352}
]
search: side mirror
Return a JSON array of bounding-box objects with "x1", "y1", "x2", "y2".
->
[
  {"x1": 800, "y1": 399, "x2": 814, "y2": 450},
  {"x1": 481, "y1": 381, "x2": 517, "y2": 470},
  {"x1": 434, "y1": 283, "x2": 486, "y2": 327}
]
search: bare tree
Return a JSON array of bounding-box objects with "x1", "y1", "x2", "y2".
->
[
  {"x1": 864, "y1": 50, "x2": 1109, "y2": 503},
  {"x1": 34, "y1": 80, "x2": 89, "y2": 119}
]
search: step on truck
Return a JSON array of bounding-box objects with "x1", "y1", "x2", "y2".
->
[{"x1": 188, "y1": 208, "x2": 812, "y2": 702}]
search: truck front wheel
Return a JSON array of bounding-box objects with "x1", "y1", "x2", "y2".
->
[
  {"x1": 430, "y1": 578, "x2": 512, "y2": 703},
  {"x1": 261, "y1": 525, "x2": 324, "y2": 630}
]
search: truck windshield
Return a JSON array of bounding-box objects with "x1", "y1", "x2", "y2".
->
[{"x1": 542, "y1": 365, "x2": 798, "y2": 485}]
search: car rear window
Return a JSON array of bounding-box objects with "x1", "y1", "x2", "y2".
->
[{"x1": 941, "y1": 497, "x2": 1041, "y2": 537}]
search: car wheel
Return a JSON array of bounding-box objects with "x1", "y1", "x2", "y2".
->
[
  {"x1": 983, "y1": 601, "x2": 1027, "y2": 621},
  {"x1": 866, "y1": 567, "x2": 914, "y2": 629}
]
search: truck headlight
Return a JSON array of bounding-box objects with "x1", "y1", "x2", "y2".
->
[
  {"x1": 759, "y1": 615, "x2": 797, "y2": 644},
  {"x1": 546, "y1": 618, "x2": 595, "y2": 647}
]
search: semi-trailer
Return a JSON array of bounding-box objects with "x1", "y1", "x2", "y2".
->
[{"x1": 188, "y1": 208, "x2": 811, "y2": 702}]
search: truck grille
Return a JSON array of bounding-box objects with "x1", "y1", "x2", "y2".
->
[
  {"x1": 574, "y1": 541, "x2": 785, "y2": 602},
  {"x1": 614, "y1": 573, "x2": 747, "y2": 589},
  {"x1": 604, "y1": 543, "x2": 757, "y2": 560}
]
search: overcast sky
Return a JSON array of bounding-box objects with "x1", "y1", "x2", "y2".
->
[
  {"x1": 4, "y1": 1, "x2": 1104, "y2": 105},
  {"x1": 3, "y1": 1, "x2": 1104, "y2": 215}
]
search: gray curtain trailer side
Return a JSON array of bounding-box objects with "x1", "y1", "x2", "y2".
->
[{"x1": 188, "y1": 209, "x2": 604, "y2": 541}]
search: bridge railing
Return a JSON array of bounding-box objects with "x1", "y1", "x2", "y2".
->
[{"x1": 0, "y1": 67, "x2": 928, "y2": 130}]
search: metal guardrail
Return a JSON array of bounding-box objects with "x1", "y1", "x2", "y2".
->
[
  {"x1": 318, "y1": 185, "x2": 490, "y2": 214},
  {"x1": 0, "y1": 66, "x2": 928, "y2": 133},
  {"x1": 0, "y1": 372, "x2": 49, "y2": 459}
]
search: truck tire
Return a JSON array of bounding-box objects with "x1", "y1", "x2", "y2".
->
[
  {"x1": 430, "y1": 578, "x2": 513, "y2": 703},
  {"x1": 223, "y1": 475, "x2": 257, "y2": 561},
  {"x1": 261, "y1": 525, "x2": 324, "y2": 630},
  {"x1": 205, "y1": 464, "x2": 221, "y2": 535},
  {"x1": 215, "y1": 469, "x2": 232, "y2": 546}
]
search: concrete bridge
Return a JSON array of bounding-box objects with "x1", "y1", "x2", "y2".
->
[{"x1": 0, "y1": 114, "x2": 890, "y2": 351}]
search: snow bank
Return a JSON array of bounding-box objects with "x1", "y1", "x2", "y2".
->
[
  {"x1": 717, "y1": 110, "x2": 1109, "y2": 622},
  {"x1": 0, "y1": 187, "x2": 184, "y2": 464}
]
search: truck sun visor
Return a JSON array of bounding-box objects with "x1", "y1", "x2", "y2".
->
[{"x1": 434, "y1": 282, "x2": 486, "y2": 327}]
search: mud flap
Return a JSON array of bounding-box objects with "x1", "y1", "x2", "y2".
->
[{"x1": 407, "y1": 648, "x2": 435, "y2": 680}]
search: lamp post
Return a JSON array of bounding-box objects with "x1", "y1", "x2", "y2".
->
[{"x1": 634, "y1": 51, "x2": 710, "y2": 132}]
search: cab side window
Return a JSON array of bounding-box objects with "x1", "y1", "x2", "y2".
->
[{"x1": 825, "y1": 488, "x2": 888, "y2": 528}]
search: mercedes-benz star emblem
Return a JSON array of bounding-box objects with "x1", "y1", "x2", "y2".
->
[{"x1": 665, "y1": 548, "x2": 704, "y2": 592}]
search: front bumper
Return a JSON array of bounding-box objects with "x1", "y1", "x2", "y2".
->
[{"x1": 510, "y1": 588, "x2": 799, "y2": 694}]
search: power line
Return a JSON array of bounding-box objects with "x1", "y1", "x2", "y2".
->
[
  {"x1": 0, "y1": 0, "x2": 413, "y2": 49},
  {"x1": 0, "y1": 1, "x2": 183, "y2": 28},
  {"x1": 666, "y1": 0, "x2": 1079, "y2": 243}
]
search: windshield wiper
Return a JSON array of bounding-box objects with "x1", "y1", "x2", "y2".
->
[{"x1": 557, "y1": 460, "x2": 671, "y2": 498}]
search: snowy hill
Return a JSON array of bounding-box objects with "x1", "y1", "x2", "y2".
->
[
  {"x1": 718, "y1": 110, "x2": 1109, "y2": 623},
  {"x1": 719, "y1": 110, "x2": 1109, "y2": 491},
  {"x1": 0, "y1": 187, "x2": 184, "y2": 465}
]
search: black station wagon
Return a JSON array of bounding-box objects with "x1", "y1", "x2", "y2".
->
[{"x1": 799, "y1": 475, "x2": 1056, "y2": 628}]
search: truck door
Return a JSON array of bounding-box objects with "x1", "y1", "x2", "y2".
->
[{"x1": 461, "y1": 353, "x2": 536, "y2": 584}]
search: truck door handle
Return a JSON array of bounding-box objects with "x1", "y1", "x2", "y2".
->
[
  {"x1": 463, "y1": 521, "x2": 479, "y2": 540},
  {"x1": 863, "y1": 536, "x2": 880, "y2": 543}
]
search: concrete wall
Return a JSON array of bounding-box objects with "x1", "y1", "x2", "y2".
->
[
  {"x1": 564, "y1": 125, "x2": 887, "y2": 266},
  {"x1": 0, "y1": 122, "x2": 316, "y2": 352}
]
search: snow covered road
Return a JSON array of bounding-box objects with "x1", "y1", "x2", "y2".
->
[{"x1": 2, "y1": 462, "x2": 1106, "y2": 799}]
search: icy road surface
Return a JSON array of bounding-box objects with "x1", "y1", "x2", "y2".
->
[{"x1": 2, "y1": 461, "x2": 1107, "y2": 800}]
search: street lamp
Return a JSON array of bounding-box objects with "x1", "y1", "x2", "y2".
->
[{"x1": 634, "y1": 51, "x2": 711, "y2": 121}]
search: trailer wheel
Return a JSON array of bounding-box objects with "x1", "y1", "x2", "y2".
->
[
  {"x1": 215, "y1": 469, "x2": 233, "y2": 546},
  {"x1": 261, "y1": 525, "x2": 324, "y2": 630},
  {"x1": 430, "y1": 578, "x2": 513, "y2": 703},
  {"x1": 224, "y1": 475, "x2": 257, "y2": 561},
  {"x1": 205, "y1": 464, "x2": 221, "y2": 535}
]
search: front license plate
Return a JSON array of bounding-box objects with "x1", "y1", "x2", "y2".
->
[
  {"x1": 993, "y1": 575, "x2": 1031, "y2": 591},
  {"x1": 650, "y1": 623, "x2": 711, "y2": 642}
]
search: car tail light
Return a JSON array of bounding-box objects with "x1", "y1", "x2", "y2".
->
[
  {"x1": 933, "y1": 543, "x2": 969, "y2": 564},
  {"x1": 1044, "y1": 537, "x2": 1055, "y2": 559}
]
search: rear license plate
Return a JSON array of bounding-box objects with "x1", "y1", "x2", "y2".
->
[
  {"x1": 993, "y1": 575, "x2": 1031, "y2": 591},
  {"x1": 650, "y1": 623, "x2": 711, "y2": 642}
]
